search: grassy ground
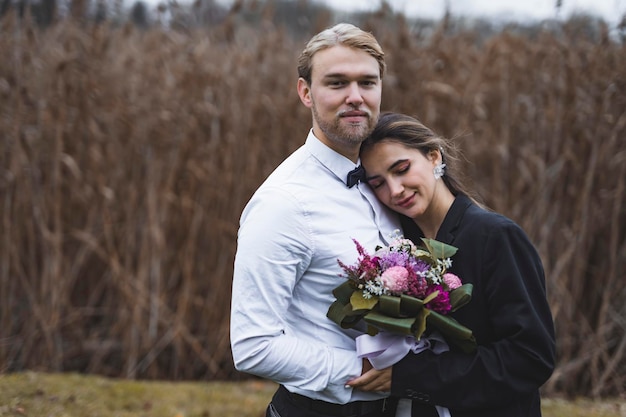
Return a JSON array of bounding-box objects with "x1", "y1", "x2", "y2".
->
[{"x1": 0, "y1": 372, "x2": 623, "y2": 417}]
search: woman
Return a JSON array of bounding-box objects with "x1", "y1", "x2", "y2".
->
[{"x1": 347, "y1": 112, "x2": 556, "y2": 417}]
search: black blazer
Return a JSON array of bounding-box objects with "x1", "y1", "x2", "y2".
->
[{"x1": 392, "y1": 195, "x2": 556, "y2": 417}]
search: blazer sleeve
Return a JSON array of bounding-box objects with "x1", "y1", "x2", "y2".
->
[{"x1": 390, "y1": 219, "x2": 556, "y2": 410}]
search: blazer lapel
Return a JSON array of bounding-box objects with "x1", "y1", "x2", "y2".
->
[{"x1": 399, "y1": 194, "x2": 473, "y2": 246}]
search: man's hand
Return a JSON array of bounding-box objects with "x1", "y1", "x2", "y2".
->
[{"x1": 346, "y1": 359, "x2": 392, "y2": 392}]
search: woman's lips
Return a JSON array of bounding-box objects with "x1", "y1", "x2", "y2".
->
[{"x1": 395, "y1": 193, "x2": 415, "y2": 209}]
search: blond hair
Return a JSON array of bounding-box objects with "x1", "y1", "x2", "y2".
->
[{"x1": 297, "y1": 23, "x2": 385, "y2": 85}]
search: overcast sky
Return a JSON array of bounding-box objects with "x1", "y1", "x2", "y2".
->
[{"x1": 315, "y1": 0, "x2": 626, "y2": 26}]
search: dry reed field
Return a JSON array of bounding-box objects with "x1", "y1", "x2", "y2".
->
[{"x1": 0, "y1": 2, "x2": 625, "y2": 401}]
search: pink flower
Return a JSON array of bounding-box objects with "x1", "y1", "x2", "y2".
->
[
  {"x1": 381, "y1": 266, "x2": 409, "y2": 294},
  {"x1": 443, "y1": 273, "x2": 462, "y2": 290}
]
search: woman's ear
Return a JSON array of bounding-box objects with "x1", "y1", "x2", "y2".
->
[
  {"x1": 297, "y1": 78, "x2": 312, "y2": 108},
  {"x1": 428, "y1": 148, "x2": 442, "y2": 164}
]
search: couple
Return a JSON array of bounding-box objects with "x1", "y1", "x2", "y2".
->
[{"x1": 230, "y1": 23, "x2": 556, "y2": 417}]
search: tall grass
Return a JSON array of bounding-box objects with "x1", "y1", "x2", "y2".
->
[{"x1": 0, "y1": 8, "x2": 624, "y2": 398}]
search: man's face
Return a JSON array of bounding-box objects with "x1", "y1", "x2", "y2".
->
[{"x1": 297, "y1": 45, "x2": 382, "y2": 157}]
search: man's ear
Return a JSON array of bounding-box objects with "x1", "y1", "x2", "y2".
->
[{"x1": 297, "y1": 78, "x2": 313, "y2": 108}]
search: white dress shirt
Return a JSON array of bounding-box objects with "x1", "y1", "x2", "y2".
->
[{"x1": 231, "y1": 130, "x2": 400, "y2": 404}]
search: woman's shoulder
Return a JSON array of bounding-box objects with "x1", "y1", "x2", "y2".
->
[
  {"x1": 462, "y1": 201, "x2": 525, "y2": 237},
  {"x1": 463, "y1": 203, "x2": 542, "y2": 266}
]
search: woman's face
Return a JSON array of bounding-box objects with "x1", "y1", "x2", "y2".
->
[{"x1": 361, "y1": 140, "x2": 440, "y2": 219}]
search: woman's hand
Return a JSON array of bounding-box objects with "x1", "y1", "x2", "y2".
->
[{"x1": 346, "y1": 359, "x2": 392, "y2": 392}]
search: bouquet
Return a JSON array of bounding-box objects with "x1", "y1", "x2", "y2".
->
[{"x1": 327, "y1": 232, "x2": 476, "y2": 355}]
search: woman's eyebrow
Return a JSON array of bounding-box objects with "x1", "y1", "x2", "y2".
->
[
  {"x1": 365, "y1": 159, "x2": 408, "y2": 181},
  {"x1": 388, "y1": 159, "x2": 409, "y2": 170}
]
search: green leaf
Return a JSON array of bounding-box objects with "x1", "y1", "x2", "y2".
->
[
  {"x1": 449, "y1": 283, "x2": 473, "y2": 312},
  {"x1": 377, "y1": 295, "x2": 402, "y2": 317},
  {"x1": 366, "y1": 324, "x2": 380, "y2": 336},
  {"x1": 412, "y1": 249, "x2": 434, "y2": 264},
  {"x1": 422, "y1": 290, "x2": 439, "y2": 304},
  {"x1": 427, "y1": 310, "x2": 476, "y2": 353},
  {"x1": 350, "y1": 291, "x2": 379, "y2": 311},
  {"x1": 398, "y1": 294, "x2": 425, "y2": 316},
  {"x1": 421, "y1": 238, "x2": 458, "y2": 259},
  {"x1": 364, "y1": 310, "x2": 417, "y2": 336},
  {"x1": 412, "y1": 249, "x2": 431, "y2": 258},
  {"x1": 412, "y1": 308, "x2": 430, "y2": 340},
  {"x1": 332, "y1": 280, "x2": 356, "y2": 304}
]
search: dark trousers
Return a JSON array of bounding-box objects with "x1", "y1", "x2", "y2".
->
[{"x1": 266, "y1": 385, "x2": 394, "y2": 417}]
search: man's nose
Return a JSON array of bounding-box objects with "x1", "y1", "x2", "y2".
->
[{"x1": 345, "y1": 82, "x2": 364, "y2": 105}]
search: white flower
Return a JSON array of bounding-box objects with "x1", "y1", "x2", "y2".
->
[{"x1": 364, "y1": 276, "x2": 386, "y2": 297}]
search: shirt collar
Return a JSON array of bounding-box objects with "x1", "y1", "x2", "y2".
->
[{"x1": 304, "y1": 130, "x2": 360, "y2": 186}]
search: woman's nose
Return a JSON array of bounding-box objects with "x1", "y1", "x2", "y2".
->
[{"x1": 388, "y1": 179, "x2": 404, "y2": 196}]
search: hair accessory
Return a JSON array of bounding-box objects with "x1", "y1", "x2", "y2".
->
[{"x1": 433, "y1": 162, "x2": 446, "y2": 180}]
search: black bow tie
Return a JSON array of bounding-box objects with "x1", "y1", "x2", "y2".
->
[{"x1": 346, "y1": 165, "x2": 366, "y2": 188}]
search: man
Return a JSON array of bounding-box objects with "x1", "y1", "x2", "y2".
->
[{"x1": 230, "y1": 23, "x2": 400, "y2": 417}]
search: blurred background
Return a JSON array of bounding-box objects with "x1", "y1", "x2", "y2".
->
[{"x1": 0, "y1": 0, "x2": 625, "y2": 400}]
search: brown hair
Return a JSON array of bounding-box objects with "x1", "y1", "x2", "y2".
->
[{"x1": 361, "y1": 112, "x2": 483, "y2": 206}]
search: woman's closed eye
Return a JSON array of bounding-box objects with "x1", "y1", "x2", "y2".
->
[
  {"x1": 367, "y1": 178, "x2": 384, "y2": 189},
  {"x1": 394, "y1": 161, "x2": 410, "y2": 174}
]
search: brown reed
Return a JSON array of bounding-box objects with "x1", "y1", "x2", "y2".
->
[{"x1": 0, "y1": 8, "x2": 624, "y2": 398}]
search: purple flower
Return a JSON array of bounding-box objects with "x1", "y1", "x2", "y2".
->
[
  {"x1": 378, "y1": 250, "x2": 410, "y2": 269},
  {"x1": 425, "y1": 285, "x2": 452, "y2": 314}
]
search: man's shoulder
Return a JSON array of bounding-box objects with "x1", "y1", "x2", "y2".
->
[{"x1": 263, "y1": 149, "x2": 337, "y2": 192}]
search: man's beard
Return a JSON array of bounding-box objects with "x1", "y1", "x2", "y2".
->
[{"x1": 312, "y1": 105, "x2": 376, "y2": 146}]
